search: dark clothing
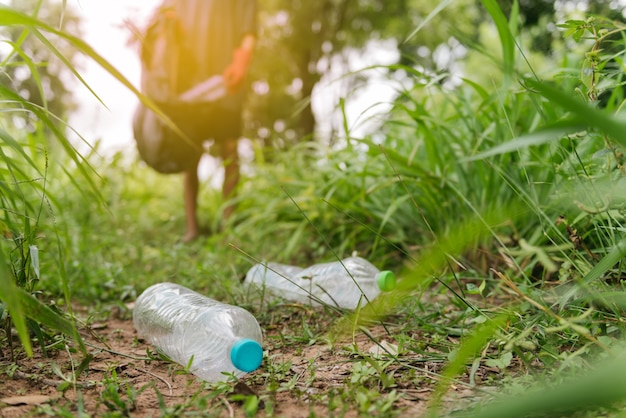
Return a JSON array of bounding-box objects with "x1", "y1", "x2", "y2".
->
[
  {"x1": 161, "y1": 101, "x2": 242, "y2": 146},
  {"x1": 162, "y1": 0, "x2": 256, "y2": 142}
]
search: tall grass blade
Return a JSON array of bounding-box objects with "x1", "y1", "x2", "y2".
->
[
  {"x1": 461, "y1": 352, "x2": 626, "y2": 418},
  {"x1": 557, "y1": 237, "x2": 626, "y2": 308},
  {"x1": 463, "y1": 120, "x2": 586, "y2": 161},
  {"x1": 0, "y1": 127, "x2": 42, "y2": 175},
  {"x1": 0, "y1": 5, "x2": 126, "y2": 104},
  {"x1": 403, "y1": 0, "x2": 453, "y2": 44},
  {"x1": 0, "y1": 83, "x2": 102, "y2": 205},
  {"x1": 5, "y1": 39, "x2": 48, "y2": 108},
  {"x1": 525, "y1": 78, "x2": 626, "y2": 143},
  {"x1": 428, "y1": 313, "x2": 511, "y2": 416},
  {"x1": 480, "y1": 0, "x2": 515, "y2": 85}
]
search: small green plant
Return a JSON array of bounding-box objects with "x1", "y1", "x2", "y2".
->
[
  {"x1": 558, "y1": 16, "x2": 626, "y2": 104},
  {"x1": 350, "y1": 361, "x2": 378, "y2": 386},
  {"x1": 353, "y1": 387, "x2": 402, "y2": 416},
  {"x1": 98, "y1": 370, "x2": 137, "y2": 416}
]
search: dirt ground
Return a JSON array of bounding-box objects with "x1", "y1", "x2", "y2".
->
[{"x1": 0, "y1": 304, "x2": 495, "y2": 417}]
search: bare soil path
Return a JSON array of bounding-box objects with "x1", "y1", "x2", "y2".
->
[{"x1": 0, "y1": 304, "x2": 500, "y2": 417}]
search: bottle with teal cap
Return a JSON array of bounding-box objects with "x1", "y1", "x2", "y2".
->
[
  {"x1": 133, "y1": 282, "x2": 263, "y2": 383},
  {"x1": 245, "y1": 256, "x2": 396, "y2": 309}
]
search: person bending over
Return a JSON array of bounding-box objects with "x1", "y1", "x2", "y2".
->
[{"x1": 161, "y1": 0, "x2": 256, "y2": 242}]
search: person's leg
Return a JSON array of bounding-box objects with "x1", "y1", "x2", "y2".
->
[
  {"x1": 220, "y1": 138, "x2": 239, "y2": 221},
  {"x1": 183, "y1": 158, "x2": 200, "y2": 242}
]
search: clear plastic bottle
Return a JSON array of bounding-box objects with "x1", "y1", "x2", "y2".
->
[
  {"x1": 133, "y1": 282, "x2": 263, "y2": 383},
  {"x1": 244, "y1": 262, "x2": 310, "y2": 304},
  {"x1": 245, "y1": 256, "x2": 396, "y2": 309}
]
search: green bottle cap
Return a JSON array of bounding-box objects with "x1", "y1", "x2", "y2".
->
[
  {"x1": 377, "y1": 270, "x2": 396, "y2": 292},
  {"x1": 230, "y1": 338, "x2": 263, "y2": 373}
]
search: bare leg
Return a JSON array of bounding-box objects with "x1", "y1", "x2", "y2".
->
[
  {"x1": 221, "y1": 138, "x2": 239, "y2": 221},
  {"x1": 183, "y1": 158, "x2": 200, "y2": 242}
]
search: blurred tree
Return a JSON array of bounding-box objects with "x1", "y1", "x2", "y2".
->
[
  {"x1": 246, "y1": 0, "x2": 626, "y2": 149},
  {"x1": 0, "y1": 0, "x2": 83, "y2": 128},
  {"x1": 497, "y1": 0, "x2": 625, "y2": 53},
  {"x1": 247, "y1": 0, "x2": 480, "y2": 147},
  {"x1": 498, "y1": 0, "x2": 625, "y2": 26}
]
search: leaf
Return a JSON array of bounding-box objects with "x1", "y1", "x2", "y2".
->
[
  {"x1": 20, "y1": 288, "x2": 83, "y2": 348},
  {"x1": 0, "y1": 248, "x2": 31, "y2": 356},
  {"x1": 368, "y1": 340, "x2": 399, "y2": 357},
  {"x1": 557, "y1": 20, "x2": 590, "y2": 42},
  {"x1": 485, "y1": 351, "x2": 513, "y2": 369},
  {"x1": 557, "y1": 20, "x2": 587, "y2": 29},
  {"x1": 0, "y1": 284, "x2": 86, "y2": 356},
  {"x1": 581, "y1": 57, "x2": 597, "y2": 91}
]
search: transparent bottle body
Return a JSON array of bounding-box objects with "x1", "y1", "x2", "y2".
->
[
  {"x1": 133, "y1": 283, "x2": 263, "y2": 382},
  {"x1": 245, "y1": 262, "x2": 312, "y2": 304},
  {"x1": 245, "y1": 256, "x2": 383, "y2": 309}
]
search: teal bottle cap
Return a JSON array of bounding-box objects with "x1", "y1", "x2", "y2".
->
[
  {"x1": 377, "y1": 270, "x2": 396, "y2": 292},
  {"x1": 230, "y1": 338, "x2": 263, "y2": 373}
]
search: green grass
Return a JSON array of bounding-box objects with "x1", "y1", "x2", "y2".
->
[{"x1": 4, "y1": 1, "x2": 626, "y2": 417}]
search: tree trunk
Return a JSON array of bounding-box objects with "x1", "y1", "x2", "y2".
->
[{"x1": 297, "y1": 49, "x2": 319, "y2": 141}]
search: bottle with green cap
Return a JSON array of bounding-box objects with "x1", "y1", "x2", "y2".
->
[
  {"x1": 245, "y1": 256, "x2": 396, "y2": 310},
  {"x1": 133, "y1": 282, "x2": 263, "y2": 383}
]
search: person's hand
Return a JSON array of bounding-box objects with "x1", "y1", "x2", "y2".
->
[{"x1": 223, "y1": 47, "x2": 253, "y2": 93}]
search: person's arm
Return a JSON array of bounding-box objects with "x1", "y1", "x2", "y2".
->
[{"x1": 223, "y1": 34, "x2": 256, "y2": 92}]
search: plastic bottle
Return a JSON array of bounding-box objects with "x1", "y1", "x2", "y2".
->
[
  {"x1": 244, "y1": 262, "x2": 310, "y2": 305},
  {"x1": 244, "y1": 256, "x2": 396, "y2": 310},
  {"x1": 133, "y1": 282, "x2": 263, "y2": 383}
]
